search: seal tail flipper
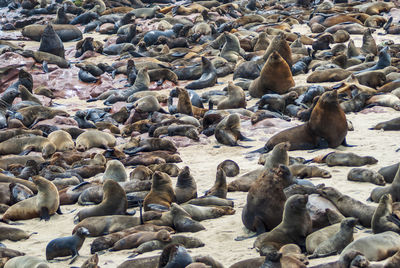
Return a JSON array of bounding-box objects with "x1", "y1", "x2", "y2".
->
[
  {"x1": 308, "y1": 251, "x2": 337, "y2": 259},
  {"x1": 56, "y1": 205, "x2": 63, "y2": 215},
  {"x1": 86, "y1": 98, "x2": 98, "y2": 103},
  {"x1": 341, "y1": 138, "x2": 356, "y2": 147},
  {"x1": 238, "y1": 133, "x2": 254, "y2": 142},
  {"x1": 39, "y1": 207, "x2": 50, "y2": 221},
  {"x1": 248, "y1": 147, "x2": 269, "y2": 154},
  {"x1": 123, "y1": 147, "x2": 144, "y2": 155},
  {"x1": 384, "y1": 17, "x2": 393, "y2": 32},
  {"x1": 234, "y1": 233, "x2": 257, "y2": 241}
]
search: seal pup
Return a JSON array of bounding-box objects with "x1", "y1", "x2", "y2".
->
[
  {"x1": 175, "y1": 166, "x2": 197, "y2": 204},
  {"x1": 371, "y1": 117, "x2": 400, "y2": 131},
  {"x1": 204, "y1": 168, "x2": 227, "y2": 199},
  {"x1": 220, "y1": 32, "x2": 242, "y2": 63},
  {"x1": 2, "y1": 176, "x2": 59, "y2": 222},
  {"x1": 254, "y1": 194, "x2": 312, "y2": 258},
  {"x1": 75, "y1": 179, "x2": 127, "y2": 222},
  {"x1": 217, "y1": 159, "x2": 239, "y2": 177},
  {"x1": 249, "y1": 51, "x2": 295, "y2": 98},
  {"x1": 46, "y1": 227, "x2": 89, "y2": 264},
  {"x1": 324, "y1": 152, "x2": 378, "y2": 167},
  {"x1": 372, "y1": 194, "x2": 400, "y2": 234},
  {"x1": 158, "y1": 243, "x2": 193, "y2": 268},
  {"x1": 185, "y1": 57, "x2": 217, "y2": 90},
  {"x1": 3, "y1": 256, "x2": 49, "y2": 268},
  {"x1": 308, "y1": 217, "x2": 357, "y2": 258},
  {"x1": 348, "y1": 168, "x2": 385, "y2": 186},
  {"x1": 214, "y1": 113, "x2": 252, "y2": 147},
  {"x1": 38, "y1": 24, "x2": 65, "y2": 59},
  {"x1": 110, "y1": 229, "x2": 172, "y2": 251},
  {"x1": 144, "y1": 171, "x2": 176, "y2": 211}
]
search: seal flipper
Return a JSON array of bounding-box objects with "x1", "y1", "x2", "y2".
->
[
  {"x1": 19, "y1": 147, "x2": 34, "y2": 156},
  {"x1": 248, "y1": 147, "x2": 269, "y2": 154},
  {"x1": 56, "y1": 205, "x2": 62, "y2": 215},
  {"x1": 40, "y1": 207, "x2": 50, "y2": 221},
  {"x1": 123, "y1": 147, "x2": 145, "y2": 155},
  {"x1": 387, "y1": 214, "x2": 400, "y2": 227},
  {"x1": 341, "y1": 138, "x2": 356, "y2": 147},
  {"x1": 238, "y1": 133, "x2": 254, "y2": 142},
  {"x1": 69, "y1": 251, "x2": 79, "y2": 264},
  {"x1": 235, "y1": 216, "x2": 265, "y2": 241}
]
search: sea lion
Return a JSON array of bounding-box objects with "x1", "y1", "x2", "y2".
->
[
  {"x1": 75, "y1": 179, "x2": 127, "y2": 222},
  {"x1": 110, "y1": 230, "x2": 172, "y2": 251},
  {"x1": 170, "y1": 203, "x2": 205, "y2": 232},
  {"x1": 309, "y1": 217, "x2": 357, "y2": 258},
  {"x1": 46, "y1": 227, "x2": 89, "y2": 264},
  {"x1": 339, "y1": 231, "x2": 400, "y2": 262},
  {"x1": 185, "y1": 57, "x2": 217, "y2": 90},
  {"x1": 18, "y1": 85, "x2": 41, "y2": 105},
  {"x1": 220, "y1": 32, "x2": 242, "y2": 63},
  {"x1": 347, "y1": 168, "x2": 385, "y2": 186},
  {"x1": 262, "y1": 90, "x2": 347, "y2": 152},
  {"x1": 215, "y1": 113, "x2": 251, "y2": 147},
  {"x1": 325, "y1": 152, "x2": 378, "y2": 167},
  {"x1": 361, "y1": 29, "x2": 377, "y2": 56},
  {"x1": 204, "y1": 168, "x2": 227, "y2": 199},
  {"x1": 318, "y1": 186, "x2": 375, "y2": 227},
  {"x1": 3, "y1": 256, "x2": 49, "y2": 268},
  {"x1": 241, "y1": 165, "x2": 293, "y2": 236},
  {"x1": 289, "y1": 164, "x2": 331, "y2": 179},
  {"x1": 47, "y1": 130, "x2": 74, "y2": 152},
  {"x1": 144, "y1": 171, "x2": 176, "y2": 211},
  {"x1": 175, "y1": 166, "x2": 197, "y2": 204},
  {"x1": 76, "y1": 130, "x2": 116, "y2": 151},
  {"x1": 38, "y1": 24, "x2": 65, "y2": 59},
  {"x1": 2, "y1": 176, "x2": 59, "y2": 222},
  {"x1": 306, "y1": 221, "x2": 342, "y2": 254},
  {"x1": 176, "y1": 87, "x2": 207, "y2": 117},
  {"x1": 217, "y1": 160, "x2": 239, "y2": 177},
  {"x1": 262, "y1": 31, "x2": 293, "y2": 67},
  {"x1": 372, "y1": 194, "x2": 400, "y2": 234},
  {"x1": 15, "y1": 106, "x2": 69, "y2": 127},
  {"x1": 249, "y1": 51, "x2": 295, "y2": 98},
  {"x1": 254, "y1": 194, "x2": 312, "y2": 258},
  {"x1": 217, "y1": 82, "x2": 246, "y2": 110},
  {"x1": 103, "y1": 160, "x2": 127, "y2": 182}
]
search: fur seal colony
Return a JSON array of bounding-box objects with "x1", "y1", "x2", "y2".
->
[{"x1": 1, "y1": 0, "x2": 400, "y2": 267}]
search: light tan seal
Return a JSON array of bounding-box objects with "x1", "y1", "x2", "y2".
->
[
  {"x1": 217, "y1": 81, "x2": 246, "y2": 110},
  {"x1": 0, "y1": 136, "x2": 56, "y2": 158},
  {"x1": 2, "y1": 176, "x2": 59, "y2": 222},
  {"x1": 76, "y1": 130, "x2": 116, "y2": 151},
  {"x1": 204, "y1": 168, "x2": 227, "y2": 199},
  {"x1": 103, "y1": 160, "x2": 127, "y2": 182},
  {"x1": 110, "y1": 230, "x2": 172, "y2": 251},
  {"x1": 371, "y1": 194, "x2": 400, "y2": 234},
  {"x1": 47, "y1": 130, "x2": 75, "y2": 152},
  {"x1": 215, "y1": 113, "x2": 251, "y2": 147}
]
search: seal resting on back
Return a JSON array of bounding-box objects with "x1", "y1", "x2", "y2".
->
[
  {"x1": 2, "y1": 176, "x2": 59, "y2": 222},
  {"x1": 258, "y1": 90, "x2": 348, "y2": 152}
]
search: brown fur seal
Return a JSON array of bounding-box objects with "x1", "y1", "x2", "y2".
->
[
  {"x1": 124, "y1": 137, "x2": 177, "y2": 155},
  {"x1": 22, "y1": 24, "x2": 82, "y2": 42},
  {"x1": 241, "y1": 165, "x2": 293, "y2": 236},
  {"x1": 110, "y1": 230, "x2": 172, "y2": 251},
  {"x1": 307, "y1": 68, "x2": 352, "y2": 83},
  {"x1": 103, "y1": 160, "x2": 127, "y2": 182},
  {"x1": 0, "y1": 226, "x2": 35, "y2": 241},
  {"x1": 204, "y1": 168, "x2": 227, "y2": 199},
  {"x1": 39, "y1": 24, "x2": 65, "y2": 59},
  {"x1": 306, "y1": 220, "x2": 343, "y2": 254},
  {"x1": 144, "y1": 171, "x2": 176, "y2": 211},
  {"x1": 262, "y1": 90, "x2": 347, "y2": 152},
  {"x1": 348, "y1": 168, "x2": 385, "y2": 186},
  {"x1": 176, "y1": 87, "x2": 208, "y2": 117},
  {"x1": 262, "y1": 32, "x2": 293, "y2": 67},
  {"x1": 309, "y1": 217, "x2": 357, "y2": 258},
  {"x1": 175, "y1": 166, "x2": 197, "y2": 204},
  {"x1": 372, "y1": 194, "x2": 400, "y2": 234},
  {"x1": 318, "y1": 186, "x2": 375, "y2": 227},
  {"x1": 20, "y1": 50, "x2": 69, "y2": 69},
  {"x1": 15, "y1": 106, "x2": 69, "y2": 127},
  {"x1": 249, "y1": 51, "x2": 295, "y2": 98},
  {"x1": 0, "y1": 129, "x2": 42, "y2": 143},
  {"x1": 170, "y1": 203, "x2": 205, "y2": 232},
  {"x1": 2, "y1": 176, "x2": 59, "y2": 222},
  {"x1": 361, "y1": 29, "x2": 377, "y2": 56},
  {"x1": 371, "y1": 117, "x2": 400, "y2": 131},
  {"x1": 254, "y1": 194, "x2": 312, "y2": 258},
  {"x1": 75, "y1": 179, "x2": 127, "y2": 222},
  {"x1": 289, "y1": 164, "x2": 331, "y2": 179},
  {"x1": 46, "y1": 227, "x2": 89, "y2": 264},
  {"x1": 340, "y1": 231, "x2": 400, "y2": 262},
  {"x1": 185, "y1": 57, "x2": 217, "y2": 90},
  {"x1": 47, "y1": 130, "x2": 74, "y2": 152},
  {"x1": 18, "y1": 85, "x2": 41, "y2": 105},
  {"x1": 215, "y1": 113, "x2": 252, "y2": 147},
  {"x1": 76, "y1": 130, "x2": 116, "y2": 151},
  {"x1": 220, "y1": 32, "x2": 242, "y2": 63},
  {"x1": 217, "y1": 81, "x2": 246, "y2": 110}
]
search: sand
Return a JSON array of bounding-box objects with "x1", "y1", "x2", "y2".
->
[{"x1": 1, "y1": 7, "x2": 400, "y2": 268}]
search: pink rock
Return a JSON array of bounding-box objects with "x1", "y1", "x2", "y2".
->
[
  {"x1": 99, "y1": 23, "x2": 115, "y2": 34},
  {"x1": 110, "y1": 102, "x2": 126, "y2": 114}
]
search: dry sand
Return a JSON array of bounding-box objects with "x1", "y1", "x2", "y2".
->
[{"x1": 1, "y1": 8, "x2": 400, "y2": 268}]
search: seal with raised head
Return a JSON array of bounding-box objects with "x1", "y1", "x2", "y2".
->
[
  {"x1": 2, "y1": 176, "x2": 59, "y2": 222},
  {"x1": 254, "y1": 194, "x2": 312, "y2": 259},
  {"x1": 217, "y1": 81, "x2": 246, "y2": 110},
  {"x1": 215, "y1": 113, "x2": 252, "y2": 147},
  {"x1": 249, "y1": 51, "x2": 295, "y2": 98},
  {"x1": 144, "y1": 171, "x2": 176, "y2": 212},
  {"x1": 241, "y1": 165, "x2": 293, "y2": 236},
  {"x1": 204, "y1": 168, "x2": 227, "y2": 199},
  {"x1": 102, "y1": 160, "x2": 127, "y2": 182},
  {"x1": 185, "y1": 57, "x2": 217, "y2": 90},
  {"x1": 175, "y1": 166, "x2": 197, "y2": 204},
  {"x1": 372, "y1": 194, "x2": 400, "y2": 234},
  {"x1": 75, "y1": 179, "x2": 127, "y2": 222},
  {"x1": 46, "y1": 227, "x2": 89, "y2": 264},
  {"x1": 38, "y1": 24, "x2": 65, "y2": 59}
]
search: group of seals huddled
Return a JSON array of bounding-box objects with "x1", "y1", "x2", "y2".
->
[{"x1": 1, "y1": 0, "x2": 400, "y2": 266}]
